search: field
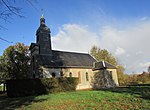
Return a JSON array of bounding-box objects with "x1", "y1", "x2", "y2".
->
[{"x1": 0, "y1": 85, "x2": 150, "y2": 110}]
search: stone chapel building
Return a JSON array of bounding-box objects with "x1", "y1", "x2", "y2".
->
[{"x1": 29, "y1": 16, "x2": 119, "y2": 90}]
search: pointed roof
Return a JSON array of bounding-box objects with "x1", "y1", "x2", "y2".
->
[{"x1": 36, "y1": 16, "x2": 50, "y2": 35}]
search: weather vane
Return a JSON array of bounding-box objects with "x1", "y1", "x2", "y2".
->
[{"x1": 41, "y1": 8, "x2": 44, "y2": 15}]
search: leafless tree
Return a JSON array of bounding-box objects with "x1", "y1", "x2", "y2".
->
[
  {"x1": 0, "y1": 0, "x2": 37, "y2": 43},
  {"x1": 0, "y1": 0, "x2": 23, "y2": 27}
]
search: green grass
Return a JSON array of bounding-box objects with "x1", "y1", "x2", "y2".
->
[{"x1": 0, "y1": 85, "x2": 150, "y2": 110}]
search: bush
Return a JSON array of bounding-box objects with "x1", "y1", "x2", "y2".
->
[
  {"x1": 6, "y1": 78, "x2": 78, "y2": 97},
  {"x1": 59, "y1": 77, "x2": 79, "y2": 91}
]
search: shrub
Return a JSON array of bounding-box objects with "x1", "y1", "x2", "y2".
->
[
  {"x1": 6, "y1": 78, "x2": 78, "y2": 97},
  {"x1": 59, "y1": 77, "x2": 79, "y2": 91}
]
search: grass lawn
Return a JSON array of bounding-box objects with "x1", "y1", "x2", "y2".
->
[{"x1": 0, "y1": 85, "x2": 150, "y2": 110}]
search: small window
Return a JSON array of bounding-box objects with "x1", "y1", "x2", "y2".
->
[
  {"x1": 60, "y1": 71, "x2": 63, "y2": 77},
  {"x1": 52, "y1": 72, "x2": 56, "y2": 78},
  {"x1": 69, "y1": 72, "x2": 72, "y2": 77},
  {"x1": 109, "y1": 71, "x2": 113, "y2": 78},
  {"x1": 86, "y1": 72, "x2": 89, "y2": 81}
]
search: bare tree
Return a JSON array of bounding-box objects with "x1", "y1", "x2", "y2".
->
[
  {"x1": 0, "y1": 0, "x2": 37, "y2": 43},
  {"x1": 0, "y1": 0, "x2": 23, "y2": 26}
]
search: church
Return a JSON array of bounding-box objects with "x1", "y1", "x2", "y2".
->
[{"x1": 29, "y1": 16, "x2": 119, "y2": 90}]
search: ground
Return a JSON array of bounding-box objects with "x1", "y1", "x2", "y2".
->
[{"x1": 0, "y1": 85, "x2": 150, "y2": 110}]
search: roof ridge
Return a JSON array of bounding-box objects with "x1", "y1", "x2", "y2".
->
[{"x1": 52, "y1": 50, "x2": 89, "y2": 55}]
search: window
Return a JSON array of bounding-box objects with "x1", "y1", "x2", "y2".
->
[
  {"x1": 69, "y1": 72, "x2": 72, "y2": 77},
  {"x1": 109, "y1": 71, "x2": 113, "y2": 78},
  {"x1": 52, "y1": 72, "x2": 56, "y2": 78},
  {"x1": 86, "y1": 72, "x2": 89, "y2": 81},
  {"x1": 60, "y1": 71, "x2": 63, "y2": 77}
]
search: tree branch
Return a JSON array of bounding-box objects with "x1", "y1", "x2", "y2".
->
[
  {"x1": 1, "y1": 0, "x2": 24, "y2": 18},
  {"x1": 0, "y1": 37, "x2": 13, "y2": 43}
]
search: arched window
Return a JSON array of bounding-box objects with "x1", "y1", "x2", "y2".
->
[
  {"x1": 86, "y1": 72, "x2": 89, "y2": 81},
  {"x1": 52, "y1": 72, "x2": 56, "y2": 78},
  {"x1": 69, "y1": 72, "x2": 72, "y2": 77},
  {"x1": 109, "y1": 71, "x2": 113, "y2": 78},
  {"x1": 60, "y1": 71, "x2": 63, "y2": 77},
  {"x1": 110, "y1": 71, "x2": 112, "y2": 74}
]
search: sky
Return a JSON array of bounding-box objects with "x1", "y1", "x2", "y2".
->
[{"x1": 0, "y1": 0, "x2": 150, "y2": 74}]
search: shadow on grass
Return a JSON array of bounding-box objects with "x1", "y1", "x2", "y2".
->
[
  {"x1": 0, "y1": 93, "x2": 48, "y2": 110},
  {"x1": 99, "y1": 84, "x2": 150, "y2": 100}
]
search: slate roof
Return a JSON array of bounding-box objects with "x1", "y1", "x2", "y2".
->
[
  {"x1": 29, "y1": 43, "x2": 38, "y2": 50},
  {"x1": 93, "y1": 61, "x2": 117, "y2": 70},
  {"x1": 36, "y1": 50, "x2": 96, "y2": 68}
]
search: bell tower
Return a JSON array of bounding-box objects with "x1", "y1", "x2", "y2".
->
[{"x1": 36, "y1": 15, "x2": 52, "y2": 55}]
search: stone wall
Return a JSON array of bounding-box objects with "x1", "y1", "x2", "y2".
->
[
  {"x1": 40, "y1": 67, "x2": 119, "y2": 90},
  {"x1": 63, "y1": 68, "x2": 93, "y2": 90},
  {"x1": 41, "y1": 67, "x2": 94, "y2": 90}
]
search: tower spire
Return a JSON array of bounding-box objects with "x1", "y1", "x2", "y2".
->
[
  {"x1": 40, "y1": 14, "x2": 45, "y2": 25},
  {"x1": 36, "y1": 16, "x2": 52, "y2": 55},
  {"x1": 41, "y1": 14, "x2": 44, "y2": 19}
]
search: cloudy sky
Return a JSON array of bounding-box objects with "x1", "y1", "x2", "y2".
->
[{"x1": 0, "y1": 0, "x2": 150, "y2": 74}]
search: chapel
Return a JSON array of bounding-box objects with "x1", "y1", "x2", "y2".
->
[{"x1": 29, "y1": 16, "x2": 119, "y2": 89}]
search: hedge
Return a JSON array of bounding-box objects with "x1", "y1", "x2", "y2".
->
[
  {"x1": 128, "y1": 84, "x2": 150, "y2": 87},
  {"x1": 6, "y1": 77, "x2": 78, "y2": 97}
]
